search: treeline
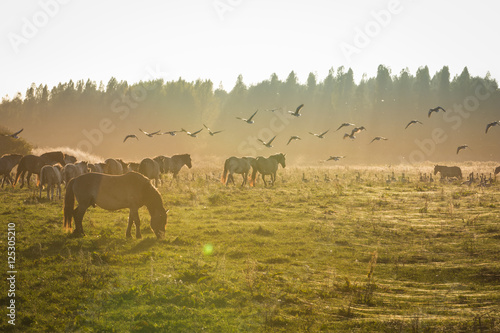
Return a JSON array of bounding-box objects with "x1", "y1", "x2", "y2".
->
[{"x1": 1, "y1": 65, "x2": 499, "y2": 163}]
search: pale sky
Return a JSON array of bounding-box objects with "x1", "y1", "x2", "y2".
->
[{"x1": 1, "y1": 0, "x2": 499, "y2": 99}]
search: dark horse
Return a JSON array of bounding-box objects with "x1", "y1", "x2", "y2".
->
[
  {"x1": 221, "y1": 156, "x2": 251, "y2": 186},
  {"x1": 495, "y1": 166, "x2": 500, "y2": 178},
  {"x1": 0, "y1": 154, "x2": 23, "y2": 188},
  {"x1": 434, "y1": 165, "x2": 462, "y2": 180},
  {"x1": 164, "y1": 154, "x2": 192, "y2": 178},
  {"x1": 64, "y1": 172, "x2": 168, "y2": 239},
  {"x1": 250, "y1": 153, "x2": 286, "y2": 186},
  {"x1": 14, "y1": 151, "x2": 66, "y2": 188}
]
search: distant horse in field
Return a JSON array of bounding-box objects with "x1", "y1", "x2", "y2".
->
[
  {"x1": 495, "y1": 166, "x2": 500, "y2": 177},
  {"x1": 434, "y1": 165, "x2": 462, "y2": 180},
  {"x1": 104, "y1": 158, "x2": 124, "y2": 175},
  {"x1": 88, "y1": 163, "x2": 105, "y2": 173},
  {"x1": 139, "y1": 158, "x2": 161, "y2": 187},
  {"x1": 64, "y1": 154, "x2": 77, "y2": 164},
  {"x1": 63, "y1": 172, "x2": 168, "y2": 239},
  {"x1": 153, "y1": 156, "x2": 168, "y2": 173},
  {"x1": 221, "y1": 156, "x2": 251, "y2": 186},
  {"x1": 39, "y1": 164, "x2": 62, "y2": 200},
  {"x1": 61, "y1": 161, "x2": 89, "y2": 185},
  {"x1": 14, "y1": 151, "x2": 66, "y2": 188},
  {"x1": 250, "y1": 153, "x2": 286, "y2": 186},
  {"x1": 0, "y1": 154, "x2": 23, "y2": 188},
  {"x1": 128, "y1": 162, "x2": 140, "y2": 172},
  {"x1": 165, "y1": 154, "x2": 192, "y2": 178}
]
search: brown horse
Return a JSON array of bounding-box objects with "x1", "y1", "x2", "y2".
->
[
  {"x1": 139, "y1": 158, "x2": 161, "y2": 187},
  {"x1": 434, "y1": 165, "x2": 462, "y2": 180},
  {"x1": 64, "y1": 172, "x2": 168, "y2": 239},
  {"x1": 166, "y1": 154, "x2": 192, "y2": 178},
  {"x1": 14, "y1": 151, "x2": 66, "y2": 188},
  {"x1": 0, "y1": 154, "x2": 23, "y2": 188},
  {"x1": 250, "y1": 153, "x2": 286, "y2": 186}
]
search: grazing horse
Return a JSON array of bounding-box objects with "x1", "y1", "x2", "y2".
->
[
  {"x1": 434, "y1": 165, "x2": 462, "y2": 180},
  {"x1": 39, "y1": 165, "x2": 62, "y2": 200},
  {"x1": 0, "y1": 154, "x2": 23, "y2": 188},
  {"x1": 139, "y1": 158, "x2": 161, "y2": 187},
  {"x1": 166, "y1": 154, "x2": 192, "y2": 178},
  {"x1": 14, "y1": 151, "x2": 66, "y2": 188},
  {"x1": 63, "y1": 172, "x2": 168, "y2": 239},
  {"x1": 221, "y1": 156, "x2": 251, "y2": 186},
  {"x1": 104, "y1": 158, "x2": 124, "y2": 175},
  {"x1": 250, "y1": 153, "x2": 286, "y2": 186}
]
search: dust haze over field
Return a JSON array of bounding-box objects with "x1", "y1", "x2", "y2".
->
[{"x1": 1, "y1": 66, "x2": 499, "y2": 166}]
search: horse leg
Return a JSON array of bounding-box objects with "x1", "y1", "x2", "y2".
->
[
  {"x1": 73, "y1": 205, "x2": 88, "y2": 236},
  {"x1": 132, "y1": 208, "x2": 142, "y2": 238},
  {"x1": 262, "y1": 174, "x2": 267, "y2": 186},
  {"x1": 241, "y1": 173, "x2": 247, "y2": 186},
  {"x1": 19, "y1": 170, "x2": 26, "y2": 188}
]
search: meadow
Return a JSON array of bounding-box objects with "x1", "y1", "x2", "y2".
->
[{"x1": 1, "y1": 163, "x2": 499, "y2": 332}]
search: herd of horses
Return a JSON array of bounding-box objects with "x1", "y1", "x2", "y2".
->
[{"x1": 1, "y1": 150, "x2": 498, "y2": 240}]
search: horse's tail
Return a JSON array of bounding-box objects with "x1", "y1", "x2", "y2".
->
[
  {"x1": 249, "y1": 169, "x2": 257, "y2": 187},
  {"x1": 63, "y1": 178, "x2": 76, "y2": 230},
  {"x1": 13, "y1": 159, "x2": 25, "y2": 187},
  {"x1": 221, "y1": 160, "x2": 229, "y2": 184}
]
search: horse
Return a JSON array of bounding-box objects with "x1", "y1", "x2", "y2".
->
[
  {"x1": 116, "y1": 159, "x2": 129, "y2": 174},
  {"x1": 495, "y1": 166, "x2": 500, "y2": 177},
  {"x1": 88, "y1": 163, "x2": 105, "y2": 173},
  {"x1": 434, "y1": 165, "x2": 462, "y2": 180},
  {"x1": 14, "y1": 151, "x2": 66, "y2": 188},
  {"x1": 250, "y1": 153, "x2": 286, "y2": 186},
  {"x1": 39, "y1": 165, "x2": 62, "y2": 200},
  {"x1": 139, "y1": 158, "x2": 161, "y2": 187},
  {"x1": 165, "y1": 154, "x2": 192, "y2": 178},
  {"x1": 63, "y1": 172, "x2": 168, "y2": 239},
  {"x1": 221, "y1": 156, "x2": 251, "y2": 186},
  {"x1": 0, "y1": 154, "x2": 23, "y2": 188},
  {"x1": 153, "y1": 155, "x2": 168, "y2": 173},
  {"x1": 64, "y1": 154, "x2": 77, "y2": 164},
  {"x1": 61, "y1": 161, "x2": 88, "y2": 186},
  {"x1": 104, "y1": 158, "x2": 124, "y2": 175},
  {"x1": 128, "y1": 162, "x2": 140, "y2": 172}
]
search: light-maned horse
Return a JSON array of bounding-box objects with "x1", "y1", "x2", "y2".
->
[
  {"x1": 139, "y1": 158, "x2": 161, "y2": 187},
  {"x1": 221, "y1": 156, "x2": 251, "y2": 186},
  {"x1": 39, "y1": 165, "x2": 62, "y2": 200},
  {"x1": 434, "y1": 165, "x2": 462, "y2": 180},
  {"x1": 165, "y1": 154, "x2": 192, "y2": 178},
  {"x1": 62, "y1": 161, "x2": 89, "y2": 186},
  {"x1": 14, "y1": 151, "x2": 66, "y2": 188},
  {"x1": 250, "y1": 153, "x2": 286, "y2": 186},
  {"x1": 63, "y1": 172, "x2": 168, "y2": 239},
  {"x1": 0, "y1": 154, "x2": 23, "y2": 188},
  {"x1": 104, "y1": 158, "x2": 124, "y2": 175}
]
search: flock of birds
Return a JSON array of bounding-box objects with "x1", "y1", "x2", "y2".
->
[
  {"x1": 116, "y1": 103, "x2": 500, "y2": 162},
  {"x1": 5, "y1": 105, "x2": 500, "y2": 162}
]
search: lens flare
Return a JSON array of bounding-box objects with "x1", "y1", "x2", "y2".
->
[{"x1": 203, "y1": 243, "x2": 214, "y2": 256}]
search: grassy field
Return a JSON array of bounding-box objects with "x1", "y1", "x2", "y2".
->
[{"x1": 1, "y1": 163, "x2": 499, "y2": 332}]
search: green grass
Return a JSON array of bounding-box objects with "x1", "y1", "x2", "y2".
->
[{"x1": 1, "y1": 166, "x2": 499, "y2": 332}]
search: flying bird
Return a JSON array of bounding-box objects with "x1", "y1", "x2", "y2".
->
[
  {"x1": 326, "y1": 156, "x2": 345, "y2": 162},
  {"x1": 258, "y1": 135, "x2": 277, "y2": 148},
  {"x1": 4, "y1": 128, "x2": 23, "y2": 139},
  {"x1": 485, "y1": 121, "x2": 500, "y2": 133},
  {"x1": 181, "y1": 128, "x2": 203, "y2": 137},
  {"x1": 351, "y1": 126, "x2": 366, "y2": 136},
  {"x1": 336, "y1": 123, "x2": 355, "y2": 131},
  {"x1": 139, "y1": 129, "x2": 161, "y2": 137},
  {"x1": 309, "y1": 129, "x2": 329, "y2": 139},
  {"x1": 405, "y1": 120, "x2": 423, "y2": 129},
  {"x1": 428, "y1": 106, "x2": 446, "y2": 118},
  {"x1": 236, "y1": 110, "x2": 258, "y2": 124},
  {"x1": 456, "y1": 145, "x2": 469, "y2": 154},
  {"x1": 288, "y1": 104, "x2": 304, "y2": 117},
  {"x1": 161, "y1": 130, "x2": 178, "y2": 136},
  {"x1": 370, "y1": 136, "x2": 388, "y2": 143},
  {"x1": 343, "y1": 133, "x2": 356, "y2": 140},
  {"x1": 287, "y1": 136, "x2": 301, "y2": 145},
  {"x1": 123, "y1": 134, "x2": 138, "y2": 142},
  {"x1": 203, "y1": 124, "x2": 223, "y2": 136}
]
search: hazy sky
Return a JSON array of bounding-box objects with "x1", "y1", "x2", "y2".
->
[{"x1": 1, "y1": 0, "x2": 498, "y2": 99}]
